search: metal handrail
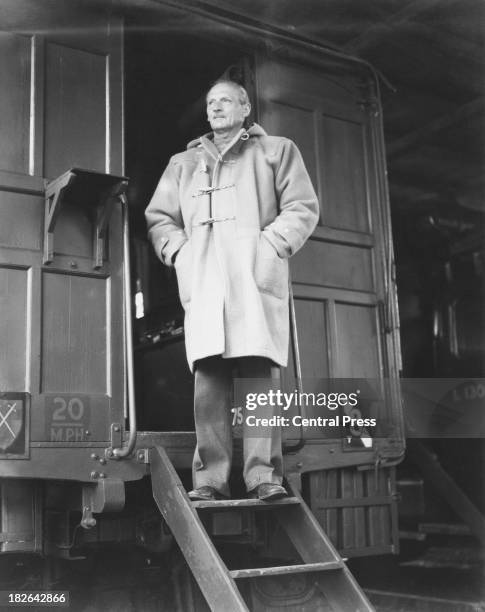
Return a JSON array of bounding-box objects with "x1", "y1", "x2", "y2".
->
[
  {"x1": 283, "y1": 277, "x2": 306, "y2": 454},
  {"x1": 113, "y1": 194, "x2": 137, "y2": 458}
]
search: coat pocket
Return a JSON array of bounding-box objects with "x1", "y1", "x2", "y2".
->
[
  {"x1": 254, "y1": 233, "x2": 288, "y2": 299},
  {"x1": 174, "y1": 240, "x2": 192, "y2": 305}
]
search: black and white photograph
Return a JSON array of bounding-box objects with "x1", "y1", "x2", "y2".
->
[{"x1": 0, "y1": 1, "x2": 484, "y2": 610}]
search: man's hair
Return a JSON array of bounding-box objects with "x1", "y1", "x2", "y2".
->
[{"x1": 206, "y1": 79, "x2": 250, "y2": 106}]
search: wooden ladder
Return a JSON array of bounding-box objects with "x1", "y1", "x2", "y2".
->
[{"x1": 150, "y1": 445, "x2": 374, "y2": 611}]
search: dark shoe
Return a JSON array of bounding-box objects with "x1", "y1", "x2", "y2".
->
[
  {"x1": 188, "y1": 486, "x2": 227, "y2": 501},
  {"x1": 250, "y1": 483, "x2": 288, "y2": 501}
]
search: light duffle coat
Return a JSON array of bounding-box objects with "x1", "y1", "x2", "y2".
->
[{"x1": 145, "y1": 123, "x2": 319, "y2": 371}]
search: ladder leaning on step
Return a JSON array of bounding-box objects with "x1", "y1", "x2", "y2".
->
[{"x1": 150, "y1": 445, "x2": 374, "y2": 612}]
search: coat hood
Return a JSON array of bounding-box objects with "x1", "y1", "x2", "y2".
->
[{"x1": 186, "y1": 123, "x2": 267, "y2": 150}]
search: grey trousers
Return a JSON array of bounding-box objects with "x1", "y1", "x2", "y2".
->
[{"x1": 192, "y1": 355, "x2": 283, "y2": 495}]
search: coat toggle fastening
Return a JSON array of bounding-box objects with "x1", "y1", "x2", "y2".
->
[
  {"x1": 193, "y1": 216, "x2": 236, "y2": 227},
  {"x1": 192, "y1": 184, "x2": 235, "y2": 198}
]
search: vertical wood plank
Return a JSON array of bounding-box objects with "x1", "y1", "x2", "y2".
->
[
  {"x1": 41, "y1": 273, "x2": 107, "y2": 394},
  {"x1": 31, "y1": 35, "x2": 44, "y2": 177},
  {"x1": 0, "y1": 192, "x2": 42, "y2": 250},
  {"x1": 44, "y1": 42, "x2": 106, "y2": 178},
  {"x1": 107, "y1": 16, "x2": 124, "y2": 175},
  {"x1": 326, "y1": 300, "x2": 338, "y2": 379},
  {"x1": 263, "y1": 100, "x2": 318, "y2": 191},
  {"x1": 0, "y1": 32, "x2": 31, "y2": 174},
  {"x1": 313, "y1": 110, "x2": 324, "y2": 224},
  {"x1": 353, "y1": 468, "x2": 367, "y2": 549},
  {"x1": 341, "y1": 468, "x2": 355, "y2": 549},
  {"x1": 378, "y1": 468, "x2": 391, "y2": 546},
  {"x1": 0, "y1": 267, "x2": 28, "y2": 390},
  {"x1": 320, "y1": 114, "x2": 369, "y2": 232},
  {"x1": 283, "y1": 298, "x2": 332, "y2": 440},
  {"x1": 29, "y1": 265, "x2": 41, "y2": 400},
  {"x1": 293, "y1": 299, "x2": 329, "y2": 379},
  {"x1": 335, "y1": 302, "x2": 381, "y2": 377},
  {"x1": 325, "y1": 468, "x2": 339, "y2": 547},
  {"x1": 366, "y1": 469, "x2": 383, "y2": 548}
]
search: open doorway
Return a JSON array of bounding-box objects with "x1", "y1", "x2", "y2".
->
[{"x1": 124, "y1": 23, "x2": 251, "y2": 431}]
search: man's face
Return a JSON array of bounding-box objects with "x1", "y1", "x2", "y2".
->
[{"x1": 206, "y1": 83, "x2": 250, "y2": 133}]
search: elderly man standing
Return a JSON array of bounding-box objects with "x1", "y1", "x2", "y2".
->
[{"x1": 145, "y1": 80, "x2": 319, "y2": 501}]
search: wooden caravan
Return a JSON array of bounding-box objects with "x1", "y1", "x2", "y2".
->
[{"x1": 0, "y1": 1, "x2": 404, "y2": 609}]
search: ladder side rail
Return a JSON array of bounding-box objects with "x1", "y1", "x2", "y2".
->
[
  {"x1": 278, "y1": 483, "x2": 375, "y2": 612},
  {"x1": 149, "y1": 446, "x2": 249, "y2": 612}
]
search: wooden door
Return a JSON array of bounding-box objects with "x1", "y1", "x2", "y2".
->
[
  {"x1": 256, "y1": 57, "x2": 403, "y2": 456},
  {"x1": 0, "y1": 3, "x2": 124, "y2": 446}
]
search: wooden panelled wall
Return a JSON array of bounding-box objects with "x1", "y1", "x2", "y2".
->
[
  {"x1": 0, "y1": 18, "x2": 124, "y2": 443},
  {"x1": 257, "y1": 58, "x2": 401, "y2": 447}
]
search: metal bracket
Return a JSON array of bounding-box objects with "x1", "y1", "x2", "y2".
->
[
  {"x1": 43, "y1": 168, "x2": 128, "y2": 268},
  {"x1": 378, "y1": 299, "x2": 392, "y2": 334},
  {"x1": 81, "y1": 478, "x2": 125, "y2": 529},
  {"x1": 80, "y1": 506, "x2": 97, "y2": 530},
  {"x1": 135, "y1": 448, "x2": 149, "y2": 464},
  {"x1": 43, "y1": 171, "x2": 77, "y2": 264},
  {"x1": 94, "y1": 181, "x2": 128, "y2": 269},
  {"x1": 109, "y1": 422, "x2": 123, "y2": 453}
]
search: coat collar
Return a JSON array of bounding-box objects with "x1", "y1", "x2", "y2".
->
[{"x1": 187, "y1": 123, "x2": 267, "y2": 160}]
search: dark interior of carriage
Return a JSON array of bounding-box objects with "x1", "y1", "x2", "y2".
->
[{"x1": 125, "y1": 30, "x2": 251, "y2": 431}]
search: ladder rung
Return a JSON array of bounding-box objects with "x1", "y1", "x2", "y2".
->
[
  {"x1": 230, "y1": 561, "x2": 342, "y2": 579},
  {"x1": 192, "y1": 497, "x2": 300, "y2": 510}
]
